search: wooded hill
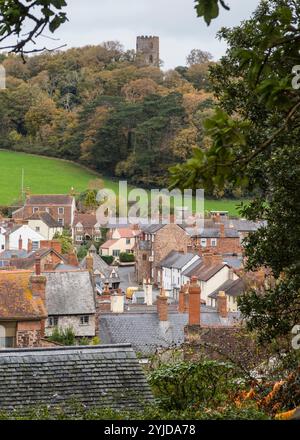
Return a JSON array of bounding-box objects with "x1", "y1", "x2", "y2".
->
[{"x1": 0, "y1": 43, "x2": 216, "y2": 189}]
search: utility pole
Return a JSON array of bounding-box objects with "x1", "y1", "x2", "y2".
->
[{"x1": 21, "y1": 168, "x2": 24, "y2": 202}]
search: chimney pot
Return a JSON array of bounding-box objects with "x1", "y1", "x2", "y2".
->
[
  {"x1": 157, "y1": 289, "x2": 168, "y2": 321},
  {"x1": 18, "y1": 235, "x2": 23, "y2": 250},
  {"x1": 86, "y1": 255, "x2": 94, "y2": 272}
]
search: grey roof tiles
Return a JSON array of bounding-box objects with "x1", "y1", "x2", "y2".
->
[{"x1": 0, "y1": 345, "x2": 153, "y2": 413}]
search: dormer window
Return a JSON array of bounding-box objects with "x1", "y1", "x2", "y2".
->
[{"x1": 33, "y1": 207, "x2": 39, "y2": 213}]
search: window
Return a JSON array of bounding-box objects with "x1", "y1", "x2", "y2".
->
[
  {"x1": 94, "y1": 236, "x2": 101, "y2": 242},
  {"x1": 45, "y1": 208, "x2": 50, "y2": 213},
  {"x1": 1, "y1": 245, "x2": 4, "y2": 250},
  {"x1": 32, "y1": 241, "x2": 39, "y2": 251},
  {"x1": 126, "y1": 238, "x2": 131, "y2": 245},
  {"x1": 33, "y1": 207, "x2": 39, "y2": 213},
  {"x1": 35, "y1": 227, "x2": 40, "y2": 232},
  {"x1": 48, "y1": 316, "x2": 58, "y2": 327},
  {"x1": 80, "y1": 316, "x2": 89, "y2": 326},
  {"x1": 58, "y1": 207, "x2": 64, "y2": 214},
  {"x1": 142, "y1": 254, "x2": 147, "y2": 261},
  {"x1": 112, "y1": 249, "x2": 120, "y2": 257},
  {"x1": 149, "y1": 55, "x2": 153, "y2": 63},
  {"x1": 211, "y1": 238, "x2": 217, "y2": 247},
  {"x1": 76, "y1": 235, "x2": 83, "y2": 242},
  {"x1": 58, "y1": 218, "x2": 64, "y2": 226},
  {"x1": 201, "y1": 238, "x2": 207, "y2": 247}
]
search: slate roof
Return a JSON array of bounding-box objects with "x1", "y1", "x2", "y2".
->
[
  {"x1": 158, "y1": 251, "x2": 199, "y2": 270},
  {"x1": 141, "y1": 224, "x2": 186, "y2": 235},
  {"x1": 209, "y1": 278, "x2": 246, "y2": 299},
  {"x1": 222, "y1": 255, "x2": 244, "y2": 269},
  {"x1": 80, "y1": 252, "x2": 120, "y2": 284},
  {"x1": 25, "y1": 195, "x2": 74, "y2": 206},
  {"x1": 27, "y1": 211, "x2": 61, "y2": 228},
  {"x1": 45, "y1": 271, "x2": 96, "y2": 316},
  {"x1": 0, "y1": 344, "x2": 153, "y2": 414},
  {"x1": 0, "y1": 250, "x2": 29, "y2": 259},
  {"x1": 200, "y1": 228, "x2": 240, "y2": 238},
  {"x1": 100, "y1": 307, "x2": 241, "y2": 355},
  {"x1": 5, "y1": 249, "x2": 66, "y2": 270},
  {"x1": 0, "y1": 271, "x2": 47, "y2": 320},
  {"x1": 182, "y1": 260, "x2": 228, "y2": 282}
]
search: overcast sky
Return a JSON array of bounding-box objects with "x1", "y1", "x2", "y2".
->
[{"x1": 8, "y1": 0, "x2": 261, "y2": 69}]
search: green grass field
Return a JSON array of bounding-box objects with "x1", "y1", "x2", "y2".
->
[{"x1": 0, "y1": 151, "x2": 246, "y2": 215}]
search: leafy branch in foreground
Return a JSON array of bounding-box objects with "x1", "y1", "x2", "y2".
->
[
  {"x1": 0, "y1": 0, "x2": 68, "y2": 57},
  {"x1": 170, "y1": 0, "x2": 300, "y2": 342},
  {"x1": 195, "y1": 0, "x2": 230, "y2": 25}
]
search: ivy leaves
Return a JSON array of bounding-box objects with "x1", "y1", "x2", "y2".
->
[{"x1": 194, "y1": 0, "x2": 230, "y2": 25}]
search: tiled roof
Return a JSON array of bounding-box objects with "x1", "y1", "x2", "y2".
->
[
  {"x1": 100, "y1": 239, "x2": 118, "y2": 249},
  {"x1": 100, "y1": 307, "x2": 241, "y2": 355},
  {"x1": 73, "y1": 213, "x2": 98, "y2": 228},
  {"x1": 158, "y1": 251, "x2": 199, "y2": 269},
  {"x1": 26, "y1": 195, "x2": 74, "y2": 206},
  {"x1": 27, "y1": 211, "x2": 61, "y2": 228},
  {"x1": 209, "y1": 278, "x2": 246, "y2": 299},
  {"x1": 0, "y1": 345, "x2": 153, "y2": 414},
  {"x1": 0, "y1": 271, "x2": 47, "y2": 320},
  {"x1": 45, "y1": 271, "x2": 96, "y2": 316},
  {"x1": 182, "y1": 261, "x2": 228, "y2": 282},
  {"x1": 114, "y1": 228, "x2": 135, "y2": 238}
]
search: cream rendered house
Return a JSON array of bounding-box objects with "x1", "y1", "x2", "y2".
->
[
  {"x1": 27, "y1": 212, "x2": 63, "y2": 240},
  {"x1": 181, "y1": 258, "x2": 239, "y2": 304},
  {"x1": 100, "y1": 228, "x2": 137, "y2": 258}
]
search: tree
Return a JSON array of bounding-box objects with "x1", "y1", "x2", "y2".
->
[
  {"x1": 0, "y1": 0, "x2": 68, "y2": 57},
  {"x1": 170, "y1": 0, "x2": 300, "y2": 342},
  {"x1": 53, "y1": 230, "x2": 73, "y2": 254},
  {"x1": 186, "y1": 49, "x2": 213, "y2": 66}
]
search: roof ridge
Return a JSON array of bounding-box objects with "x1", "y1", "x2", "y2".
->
[{"x1": 0, "y1": 343, "x2": 132, "y2": 356}]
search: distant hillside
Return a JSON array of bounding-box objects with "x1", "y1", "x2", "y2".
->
[
  {"x1": 0, "y1": 44, "x2": 215, "y2": 189},
  {"x1": 0, "y1": 151, "x2": 243, "y2": 215}
]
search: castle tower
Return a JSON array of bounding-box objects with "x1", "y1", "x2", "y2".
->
[{"x1": 136, "y1": 36, "x2": 160, "y2": 67}]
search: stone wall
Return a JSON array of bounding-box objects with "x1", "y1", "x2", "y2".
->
[
  {"x1": 16, "y1": 321, "x2": 42, "y2": 348},
  {"x1": 45, "y1": 315, "x2": 96, "y2": 338}
]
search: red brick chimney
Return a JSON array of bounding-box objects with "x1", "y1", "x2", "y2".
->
[
  {"x1": 219, "y1": 223, "x2": 225, "y2": 238},
  {"x1": 178, "y1": 285, "x2": 185, "y2": 313},
  {"x1": 157, "y1": 288, "x2": 168, "y2": 322},
  {"x1": 202, "y1": 251, "x2": 213, "y2": 266},
  {"x1": 40, "y1": 240, "x2": 62, "y2": 254},
  {"x1": 217, "y1": 291, "x2": 228, "y2": 318},
  {"x1": 35, "y1": 256, "x2": 41, "y2": 276},
  {"x1": 68, "y1": 252, "x2": 79, "y2": 267},
  {"x1": 27, "y1": 239, "x2": 32, "y2": 253},
  {"x1": 18, "y1": 235, "x2": 23, "y2": 250},
  {"x1": 188, "y1": 276, "x2": 201, "y2": 326}
]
